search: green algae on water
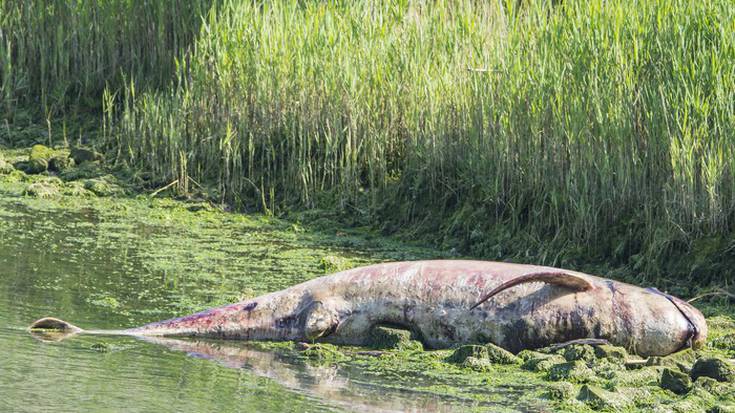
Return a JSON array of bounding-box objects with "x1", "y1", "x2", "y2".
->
[{"x1": 1, "y1": 146, "x2": 735, "y2": 412}]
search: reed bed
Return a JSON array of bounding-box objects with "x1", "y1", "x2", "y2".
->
[
  {"x1": 0, "y1": 0, "x2": 213, "y2": 124},
  {"x1": 4, "y1": 0, "x2": 735, "y2": 283}
]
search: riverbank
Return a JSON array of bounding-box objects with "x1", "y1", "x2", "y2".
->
[
  {"x1": 1, "y1": 143, "x2": 734, "y2": 412},
  {"x1": 4, "y1": 1, "x2": 735, "y2": 292},
  {"x1": 2, "y1": 138, "x2": 732, "y2": 297}
]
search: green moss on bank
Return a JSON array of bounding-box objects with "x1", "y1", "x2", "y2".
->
[{"x1": 1, "y1": 144, "x2": 734, "y2": 412}]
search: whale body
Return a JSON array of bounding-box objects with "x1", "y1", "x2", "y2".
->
[{"x1": 30, "y1": 260, "x2": 707, "y2": 356}]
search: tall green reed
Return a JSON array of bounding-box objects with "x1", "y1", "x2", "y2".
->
[
  {"x1": 0, "y1": 0, "x2": 214, "y2": 133},
  {"x1": 50, "y1": 0, "x2": 735, "y2": 282}
]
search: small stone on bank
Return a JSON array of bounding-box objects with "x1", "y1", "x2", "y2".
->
[
  {"x1": 547, "y1": 360, "x2": 596, "y2": 383},
  {"x1": 367, "y1": 325, "x2": 423, "y2": 351},
  {"x1": 646, "y1": 348, "x2": 697, "y2": 373},
  {"x1": 691, "y1": 357, "x2": 735, "y2": 383},
  {"x1": 447, "y1": 343, "x2": 518, "y2": 365},
  {"x1": 563, "y1": 344, "x2": 596, "y2": 362},
  {"x1": 520, "y1": 351, "x2": 566, "y2": 372},
  {"x1": 594, "y1": 344, "x2": 628, "y2": 361},
  {"x1": 546, "y1": 382, "x2": 574, "y2": 400},
  {"x1": 70, "y1": 147, "x2": 104, "y2": 164},
  {"x1": 48, "y1": 155, "x2": 74, "y2": 172},
  {"x1": 577, "y1": 384, "x2": 631, "y2": 410},
  {"x1": 27, "y1": 158, "x2": 48, "y2": 174},
  {"x1": 660, "y1": 367, "x2": 692, "y2": 394},
  {"x1": 24, "y1": 182, "x2": 60, "y2": 198}
]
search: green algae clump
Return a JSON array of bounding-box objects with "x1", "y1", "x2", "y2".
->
[
  {"x1": 24, "y1": 181, "x2": 60, "y2": 198},
  {"x1": 319, "y1": 255, "x2": 352, "y2": 273},
  {"x1": 577, "y1": 384, "x2": 632, "y2": 410},
  {"x1": 367, "y1": 325, "x2": 423, "y2": 352},
  {"x1": 563, "y1": 344, "x2": 596, "y2": 362},
  {"x1": 546, "y1": 382, "x2": 575, "y2": 401},
  {"x1": 660, "y1": 367, "x2": 692, "y2": 394},
  {"x1": 461, "y1": 356, "x2": 494, "y2": 372},
  {"x1": 27, "y1": 144, "x2": 54, "y2": 174},
  {"x1": 84, "y1": 178, "x2": 123, "y2": 197},
  {"x1": 547, "y1": 360, "x2": 596, "y2": 383},
  {"x1": 691, "y1": 357, "x2": 735, "y2": 382},
  {"x1": 299, "y1": 343, "x2": 348, "y2": 363},
  {"x1": 447, "y1": 345, "x2": 485, "y2": 363},
  {"x1": 594, "y1": 344, "x2": 628, "y2": 362},
  {"x1": 90, "y1": 342, "x2": 111, "y2": 352},
  {"x1": 60, "y1": 161, "x2": 104, "y2": 181},
  {"x1": 0, "y1": 151, "x2": 14, "y2": 175},
  {"x1": 48, "y1": 155, "x2": 74, "y2": 172},
  {"x1": 29, "y1": 144, "x2": 54, "y2": 162},
  {"x1": 62, "y1": 181, "x2": 93, "y2": 197},
  {"x1": 693, "y1": 376, "x2": 729, "y2": 397},
  {"x1": 447, "y1": 343, "x2": 518, "y2": 365},
  {"x1": 713, "y1": 333, "x2": 735, "y2": 352},
  {"x1": 27, "y1": 158, "x2": 48, "y2": 174},
  {"x1": 0, "y1": 159, "x2": 14, "y2": 174},
  {"x1": 70, "y1": 147, "x2": 104, "y2": 164},
  {"x1": 589, "y1": 358, "x2": 626, "y2": 380},
  {"x1": 521, "y1": 351, "x2": 566, "y2": 373},
  {"x1": 646, "y1": 348, "x2": 698, "y2": 373}
]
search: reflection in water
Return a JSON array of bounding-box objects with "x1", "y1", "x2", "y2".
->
[
  {"x1": 141, "y1": 337, "x2": 463, "y2": 413},
  {"x1": 0, "y1": 195, "x2": 544, "y2": 412}
]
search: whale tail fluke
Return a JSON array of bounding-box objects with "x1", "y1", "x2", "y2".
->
[{"x1": 28, "y1": 317, "x2": 83, "y2": 342}]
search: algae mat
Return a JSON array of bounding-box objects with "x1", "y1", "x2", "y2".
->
[{"x1": 0, "y1": 177, "x2": 733, "y2": 412}]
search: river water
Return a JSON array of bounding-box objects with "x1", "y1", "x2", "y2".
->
[{"x1": 0, "y1": 194, "x2": 545, "y2": 413}]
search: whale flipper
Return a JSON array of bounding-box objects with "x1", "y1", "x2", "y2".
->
[{"x1": 470, "y1": 271, "x2": 594, "y2": 310}]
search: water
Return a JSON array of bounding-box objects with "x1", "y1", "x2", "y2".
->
[{"x1": 0, "y1": 195, "x2": 544, "y2": 413}]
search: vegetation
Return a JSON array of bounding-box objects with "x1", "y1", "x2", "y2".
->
[
  {"x1": 2, "y1": 0, "x2": 735, "y2": 288},
  {"x1": 0, "y1": 0, "x2": 213, "y2": 125},
  {"x1": 2, "y1": 164, "x2": 734, "y2": 412}
]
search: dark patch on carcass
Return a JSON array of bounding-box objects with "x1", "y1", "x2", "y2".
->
[
  {"x1": 499, "y1": 285, "x2": 599, "y2": 353},
  {"x1": 275, "y1": 314, "x2": 298, "y2": 329},
  {"x1": 566, "y1": 308, "x2": 593, "y2": 341},
  {"x1": 593, "y1": 321, "x2": 602, "y2": 337},
  {"x1": 502, "y1": 318, "x2": 541, "y2": 353},
  {"x1": 242, "y1": 302, "x2": 257, "y2": 312}
]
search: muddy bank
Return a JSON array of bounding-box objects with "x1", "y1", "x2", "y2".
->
[{"x1": 1, "y1": 145, "x2": 734, "y2": 412}]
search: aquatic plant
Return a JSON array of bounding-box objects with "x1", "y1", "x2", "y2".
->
[
  {"x1": 0, "y1": 0, "x2": 214, "y2": 127},
  {"x1": 2, "y1": 158, "x2": 735, "y2": 412},
  {"x1": 98, "y1": 0, "x2": 735, "y2": 286},
  {"x1": 3, "y1": 0, "x2": 735, "y2": 286}
]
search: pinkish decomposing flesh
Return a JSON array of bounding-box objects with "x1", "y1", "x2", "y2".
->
[{"x1": 29, "y1": 260, "x2": 707, "y2": 356}]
